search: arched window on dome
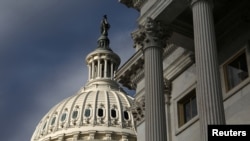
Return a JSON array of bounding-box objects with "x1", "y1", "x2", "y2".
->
[
  {"x1": 72, "y1": 106, "x2": 79, "y2": 120},
  {"x1": 84, "y1": 108, "x2": 91, "y2": 118},
  {"x1": 97, "y1": 104, "x2": 105, "y2": 119},
  {"x1": 42, "y1": 121, "x2": 47, "y2": 130},
  {"x1": 61, "y1": 113, "x2": 67, "y2": 122},
  {"x1": 72, "y1": 110, "x2": 78, "y2": 119},
  {"x1": 124, "y1": 111, "x2": 130, "y2": 120},
  {"x1": 98, "y1": 108, "x2": 104, "y2": 117},
  {"x1": 50, "y1": 116, "x2": 56, "y2": 126},
  {"x1": 111, "y1": 109, "x2": 117, "y2": 118}
]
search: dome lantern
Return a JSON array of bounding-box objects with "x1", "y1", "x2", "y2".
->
[{"x1": 86, "y1": 15, "x2": 121, "y2": 87}]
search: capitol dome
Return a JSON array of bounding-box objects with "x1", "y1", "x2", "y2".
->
[{"x1": 31, "y1": 16, "x2": 137, "y2": 141}]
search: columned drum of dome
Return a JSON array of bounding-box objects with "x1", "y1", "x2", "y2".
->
[{"x1": 31, "y1": 16, "x2": 137, "y2": 141}]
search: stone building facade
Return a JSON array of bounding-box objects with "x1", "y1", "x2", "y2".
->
[{"x1": 116, "y1": 0, "x2": 250, "y2": 141}]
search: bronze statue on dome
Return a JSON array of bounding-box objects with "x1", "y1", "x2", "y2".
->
[{"x1": 100, "y1": 15, "x2": 110, "y2": 35}]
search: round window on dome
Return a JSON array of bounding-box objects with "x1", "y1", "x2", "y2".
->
[
  {"x1": 61, "y1": 113, "x2": 67, "y2": 122},
  {"x1": 84, "y1": 108, "x2": 91, "y2": 117},
  {"x1": 72, "y1": 110, "x2": 78, "y2": 119},
  {"x1": 51, "y1": 117, "x2": 56, "y2": 125}
]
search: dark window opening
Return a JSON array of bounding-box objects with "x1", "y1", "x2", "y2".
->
[
  {"x1": 111, "y1": 109, "x2": 117, "y2": 118},
  {"x1": 124, "y1": 111, "x2": 129, "y2": 120},
  {"x1": 224, "y1": 51, "x2": 249, "y2": 91},
  {"x1": 98, "y1": 108, "x2": 104, "y2": 117},
  {"x1": 178, "y1": 89, "x2": 197, "y2": 127}
]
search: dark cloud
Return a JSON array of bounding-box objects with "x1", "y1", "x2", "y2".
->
[{"x1": 0, "y1": 0, "x2": 138, "y2": 140}]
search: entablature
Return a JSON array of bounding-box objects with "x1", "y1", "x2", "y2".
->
[
  {"x1": 119, "y1": 0, "x2": 147, "y2": 11},
  {"x1": 115, "y1": 49, "x2": 144, "y2": 90}
]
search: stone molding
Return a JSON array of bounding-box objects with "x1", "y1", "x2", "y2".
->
[
  {"x1": 163, "y1": 50, "x2": 195, "y2": 81},
  {"x1": 164, "y1": 79, "x2": 172, "y2": 104},
  {"x1": 115, "y1": 49, "x2": 144, "y2": 90}
]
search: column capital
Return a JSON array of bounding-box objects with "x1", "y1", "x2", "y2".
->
[
  {"x1": 132, "y1": 17, "x2": 172, "y2": 49},
  {"x1": 188, "y1": 0, "x2": 214, "y2": 7}
]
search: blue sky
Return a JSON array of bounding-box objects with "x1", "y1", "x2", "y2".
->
[{"x1": 0, "y1": 1, "x2": 139, "y2": 140}]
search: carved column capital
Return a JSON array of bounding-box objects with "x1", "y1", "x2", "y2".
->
[
  {"x1": 132, "y1": 17, "x2": 172, "y2": 49},
  {"x1": 143, "y1": 17, "x2": 172, "y2": 48},
  {"x1": 131, "y1": 28, "x2": 146, "y2": 48}
]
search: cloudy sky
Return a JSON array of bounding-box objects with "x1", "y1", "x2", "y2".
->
[{"x1": 0, "y1": 1, "x2": 139, "y2": 140}]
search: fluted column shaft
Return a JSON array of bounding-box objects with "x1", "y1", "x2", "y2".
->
[
  {"x1": 136, "y1": 17, "x2": 171, "y2": 141},
  {"x1": 191, "y1": 0, "x2": 226, "y2": 140},
  {"x1": 144, "y1": 44, "x2": 167, "y2": 141}
]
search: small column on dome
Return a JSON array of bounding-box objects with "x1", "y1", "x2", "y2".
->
[{"x1": 88, "y1": 64, "x2": 91, "y2": 80}]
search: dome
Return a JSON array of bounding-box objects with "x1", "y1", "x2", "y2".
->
[
  {"x1": 31, "y1": 85, "x2": 136, "y2": 141},
  {"x1": 31, "y1": 15, "x2": 137, "y2": 141}
]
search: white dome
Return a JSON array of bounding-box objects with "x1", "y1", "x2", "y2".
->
[
  {"x1": 31, "y1": 15, "x2": 136, "y2": 141},
  {"x1": 31, "y1": 84, "x2": 136, "y2": 141}
]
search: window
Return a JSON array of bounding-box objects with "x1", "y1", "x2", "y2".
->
[
  {"x1": 111, "y1": 109, "x2": 117, "y2": 118},
  {"x1": 84, "y1": 108, "x2": 91, "y2": 117},
  {"x1": 61, "y1": 113, "x2": 67, "y2": 122},
  {"x1": 178, "y1": 89, "x2": 197, "y2": 127},
  {"x1": 124, "y1": 111, "x2": 129, "y2": 120},
  {"x1": 43, "y1": 121, "x2": 47, "y2": 130},
  {"x1": 51, "y1": 117, "x2": 56, "y2": 125},
  {"x1": 98, "y1": 108, "x2": 104, "y2": 117},
  {"x1": 223, "y1": 50, "x2": 249, "y2": 91},
  {"x1": 72, "y1": 111, "x2": 78, "y2": 119}
]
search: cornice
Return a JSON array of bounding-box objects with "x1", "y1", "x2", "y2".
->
[
  {"x1": 115, "y1": 43, "x2": 180, "y2": 90},
  {"x1": 119, "y1": 0, "x2": 147, "y2": 11},
  {"x1": 163, "y1": 50, "x2": 194, "y2": 81},
  {"x1": 115, "y1": 49, "x2": 144, "y2": 90},
  {"x1": 163, "y1": 43, "x2": 178, "y2": 58}
]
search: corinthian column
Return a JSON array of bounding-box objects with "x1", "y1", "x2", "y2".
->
[
  {"x1": 190, "y1": 0, "x2": 226, "y2": 140},
  {"x1": 133, "y1": 17, "x2": 172, "y2": 141}
]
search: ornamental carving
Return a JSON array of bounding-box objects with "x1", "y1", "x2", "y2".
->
[
  {"x1": 132, "y1": 17, "x2": 172, "y2": 48},
  {"x1": 164, "y1": 79, "x2": 172, "y2": 104},
  {"x1": 130, "y1": 96, "x2": 145, "y2": 123},
  {"x1": 131, "y1": 28, "x2": 146, "y2": 48}
]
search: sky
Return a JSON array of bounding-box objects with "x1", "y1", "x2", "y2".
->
[{"x1": 0, "y1": 1, "x2": 139, "y2": 140}]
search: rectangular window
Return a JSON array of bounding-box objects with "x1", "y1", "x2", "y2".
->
[
  {"x1": 223, "y1": 50, "x2": 249, "y2": 92},
  {"x1": 178, "y1": 89, "x2": 197, "y2": 127}
]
